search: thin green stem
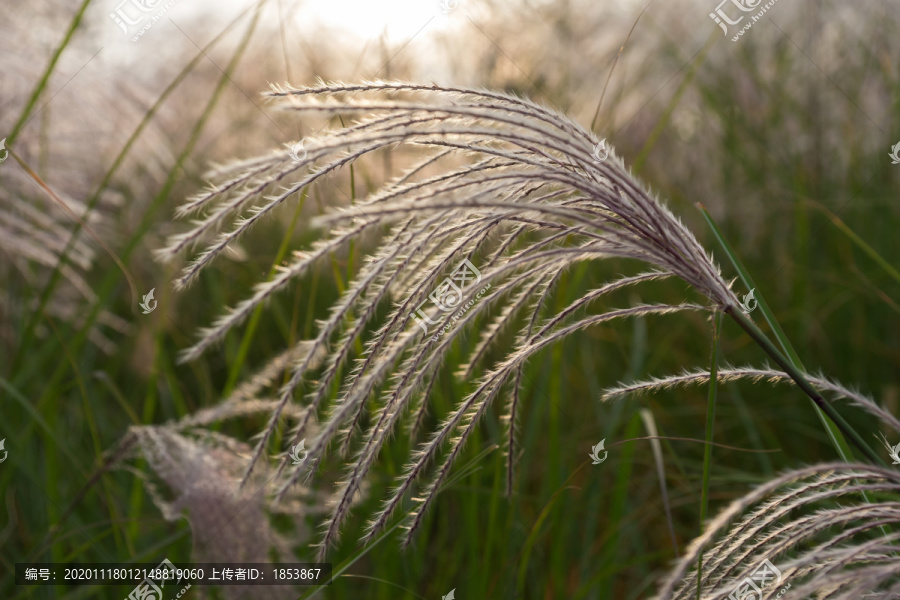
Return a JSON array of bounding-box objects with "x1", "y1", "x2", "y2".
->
[
  {"x1": 698, "y1": 202, "x2": 857, "y2": 462},
  {"x1": 12, "y1": 1, "x2": 262, "y2": 375},
  {"x1": 697, "y1": 311, "x2": 722, "y2": 599},
  {"x1": 7, "y1": 0, "x2": 92, "y2": 145},
  {"x1": 725, "y1": 305, "x2": 883, "y2": 466},
  {"x1": 222, "y1": 189, "x2": 308, "y2": 397}
]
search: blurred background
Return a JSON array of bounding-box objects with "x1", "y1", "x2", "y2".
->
[{"x1": 1, "y1": 0, "x2": 898, "y2": 598}]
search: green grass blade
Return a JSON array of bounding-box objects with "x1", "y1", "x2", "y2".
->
[
  {"x1": 811, "y1": 201, "x2": 900, "y2": 286},
  {"x1": 223, "y1": 189, "x2": 309, "y2": 397},
  {"x1": 632, "y1": 32, "x2": 716, "y2": 174},
  {"x1": 697, "y1": 310, "x2": 722, "y2": 599},
  {"x1": 0, "y1": 377, "x2": 83, "y2": 471},
  {"x1": 516, "y1": 464, "x2": 587, "y2": 597},
  {"x1": 18, "y1": 1, "x2": 268, "y2": 398},
  {"x1": 7, "y1": 0, "x2": 92, "y2": 144},
  {"x1": 696, "y1": 202, "x2": 864, "y2": 463},
  {"x1": 294, "y1": 519, "x2": 406, "y2": 600},
  {"x1": 12, "y1": 0, "x2": 264, "y2": 374}
]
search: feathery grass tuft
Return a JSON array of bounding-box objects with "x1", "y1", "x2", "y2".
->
[
  {"x1": 161, "y1": 81, "x2": 881, "y2": 561},
  {"x1": 654, "y1": 462, "x2": 900, "y2": 600}
]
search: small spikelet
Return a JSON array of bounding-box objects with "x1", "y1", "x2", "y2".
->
[{"x1": 600, "y1": 365, "x2": 900, "y2": 434}]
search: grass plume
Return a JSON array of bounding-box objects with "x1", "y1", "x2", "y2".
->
[{"x1": 161, "y1": 80, "x2": 883, "y2": 564}]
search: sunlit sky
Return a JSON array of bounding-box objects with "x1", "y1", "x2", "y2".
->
[
  {"x1": 103, "y1": 0, "x2": 647, "y2": 55},
  {"x1": 101, "y1": 0, "x2": 466, "y2": 79},
  {"x1": 299, "y1": 0, "x2": 452, "y2": 42}
]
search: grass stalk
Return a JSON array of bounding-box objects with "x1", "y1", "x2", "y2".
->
[
  {"x1": 639, "y1": 409, "x2": 679, "y2": 557},
  {"x1": 11, "y1": 0, "x2": 265, "y2": 375},
  {"x1": 698, "y1": 203, "x2": 881, "y2": 466},
  {"x1": 7, "y1": 0, "x2": 92, "y2": 145},
  {"x1": 725, "y1": 305, "x2": 882, "y2": 466},
  {"x1": 697, "y1": 310, "x2": 722, "y2": 599}
]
